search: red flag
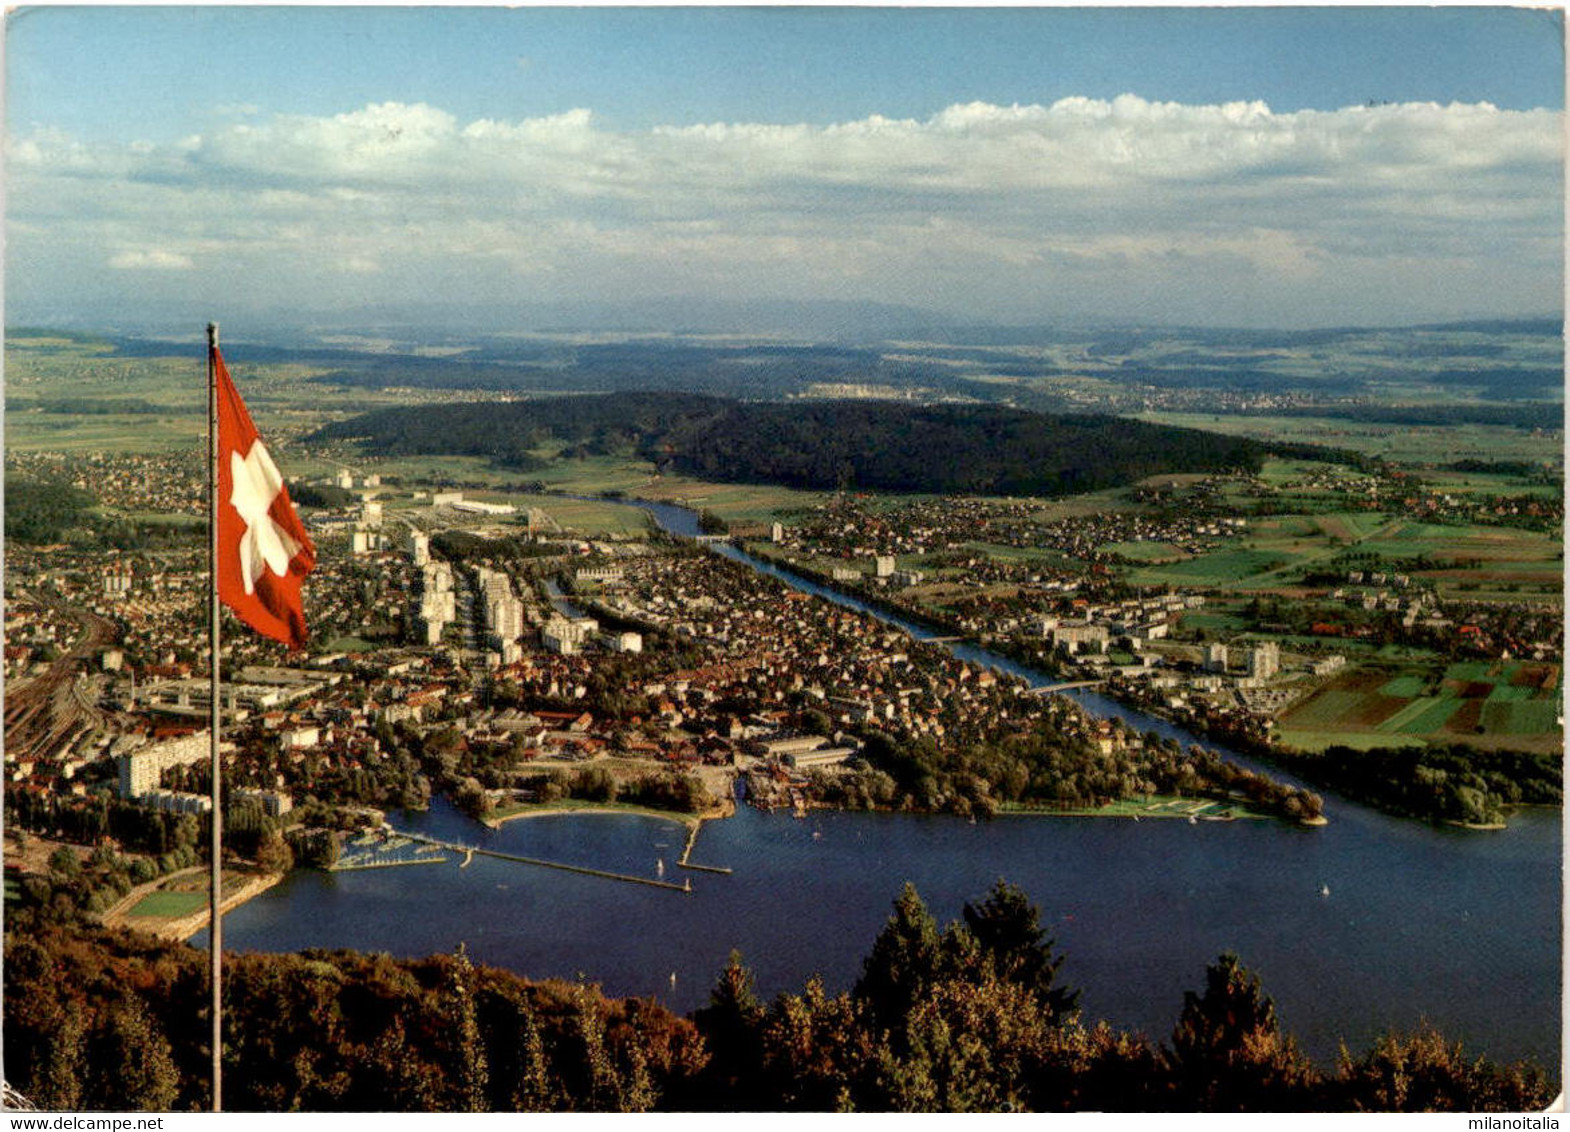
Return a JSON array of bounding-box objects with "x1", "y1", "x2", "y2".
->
[{"x1": 214, "y1": 343, "x2": 315, "y2": 649}]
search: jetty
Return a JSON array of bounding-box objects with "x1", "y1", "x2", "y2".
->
[
  {"x1": 401, "y1": 831, "x2": 692, "y2": 893},
  {"x1": 676, "y1": 821, "x2": 733, "y2": 875}
]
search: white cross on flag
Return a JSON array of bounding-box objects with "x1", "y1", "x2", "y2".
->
[{"x1": 214, "y1": 343, "x2": 316, "y2": 649}]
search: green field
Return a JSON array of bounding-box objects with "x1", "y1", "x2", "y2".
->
[
  {"x1": 1377, "y1": 696, "x2": 1461, "y2": 735},
  {"x1": 1001, "y1": 795, "x2": 1271, "y2": 821},
  {"x1": 1131, "y1": 548, "x2": 1289, "y2": 586},
  {"x1": 1278, "y1": 689, "x2": 1391, "y2": 731},
  {"x1": 1422, "y1": 469, "x2": 1562, "y2": 500},
  {"x1": 127, "y1": 890, "x2": 209, "y2": 918},
  {"x1": 516, "y1": 494, "x2": 655, "y2": 537},
  {"x1": 961, "y1": 541, "x2": 1076, "y2": 567},
  {"x1": 1275, "y1": 729, "x2": 1427, "y2": 752},
  {"x1": 1313, "y1": 511, "x2": 1394, "y2": 542},
  {"x1": 1378, "y1": 674, "x2": 1430, "y2": 698},
  {"x1": 1481, "y1": 700, "x2": 1562, "y2": 735},
  {"x1": 324, "y1": 636, "x2": 379, "y2": 653}
]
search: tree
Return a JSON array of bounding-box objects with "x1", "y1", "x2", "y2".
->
[
  {"x1": 254, "y1": 828, "x2": 295, "y2": 874},
  {"x1": 854, "y1": 883, "x2": 944, "y2": 1032},
  {"x1": 86, "y1": 997, "x2": 180, "y2": 1111},
  {"x1": 564, "y1": 982, "x2": 629, "y2": 1111},
  {"x1": 693, "y1": 951, "x2": 766, "y2": 1107},
  {"x1": 961, "y1": 879, "x2": 1079, "y2": 1020},
  {"x1": 512, "y1": 994, "x2": 558, "y2": 1112},
  {"x1": 47, "y1": 847, "x2": 81, "y2": 881},
  {"x1": 759, "y1": 976, "x2": 874, "y2": 1111},
  {"x1": 1335, "y1": 1024, "x2": 1553, "y2": 1112},
  {"x1": 1164, "y1": 953, "x2": 1318, "y2": 1110},
  {"x1": 443, "y1": 945, "x2": 489, "y2": 1112},
  {"x1": 454, "y1": 777, "x2": 490, "y2": 820}
]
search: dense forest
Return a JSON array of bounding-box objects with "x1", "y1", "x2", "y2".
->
[
  {"x1": 312, "y1": 394, "x2": 1267, "y2": 497},
  {"x1": 1269, "y1": 744, "x2": 1563, "y2": 828},
  {"x1": 4, "y1": 480, "x2": 96, "y2": 544},
  {"x1": 3, "y1": 479, "x2": 199, "y2": 551},
  {"x1": 312, "y1": 392, "x2": 725, "y2": 469},
  {"x1": 3, "y1": 881, "x2": 1551, "y2": 1112},
  {"x1": 669, "y1": 400, "x2": 1262, "y2": 495}
]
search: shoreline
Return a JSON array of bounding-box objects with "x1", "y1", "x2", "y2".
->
[
  {"x1": 172, "y1": 872, "x2": 287, "y2": 942},
  {"x1": 995, "y1": 806, "x2": 1274, "y2": 822},
  {"x1": 482, "y1": 801, "x2": 726, "y2": 831}
]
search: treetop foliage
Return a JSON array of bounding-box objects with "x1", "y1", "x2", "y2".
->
[{"x1": 3, "y1": 884, "x2": 1552, "y2": 1112}]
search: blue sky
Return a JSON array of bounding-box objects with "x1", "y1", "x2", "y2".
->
[{"x1": 6, "y1": 5, "x2": 1565, "y2": 330}]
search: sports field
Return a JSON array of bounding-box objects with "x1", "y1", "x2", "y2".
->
[{"x1": 127, "y1": 889, "x2": 209, "y2": 918}]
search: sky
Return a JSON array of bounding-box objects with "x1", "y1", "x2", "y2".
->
[{"x1": 5, "y1": 5, "x2": 1565, "y2": 333}]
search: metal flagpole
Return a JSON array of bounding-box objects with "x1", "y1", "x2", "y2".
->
[{"x1": 206, "y1": 321, "x2": 224, "y2": 1113}]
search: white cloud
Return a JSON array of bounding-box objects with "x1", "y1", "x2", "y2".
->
[
  {"x1": 107, "y1": 248, "x2": 194, "y2": 270},
  {"x1": 9, "y1": 95, "x2": 1562, "y2": 326}
]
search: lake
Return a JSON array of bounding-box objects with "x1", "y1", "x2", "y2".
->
[{"x1": 204, "y1": 497, "x2": 1562, "y2": 1070}]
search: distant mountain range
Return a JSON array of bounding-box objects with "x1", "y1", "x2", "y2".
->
[{"x1": 6, "y1": 299, "x2": 1560, "y2": 350}]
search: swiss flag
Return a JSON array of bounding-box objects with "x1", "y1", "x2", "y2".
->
[{"x1": 214, "y1": 343, "x2": 315, "y2": 649}]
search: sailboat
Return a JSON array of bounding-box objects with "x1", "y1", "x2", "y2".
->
[{"x1": 656, "y1": 858, "x2": 665, "y2": 878}]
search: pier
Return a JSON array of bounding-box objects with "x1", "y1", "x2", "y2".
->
[
  {"x1": 401, "y1": 831, "x2": 693, "y2": 893},
  {"x1": 677, "y1": 821, "x2": 733, "y2": 875}
]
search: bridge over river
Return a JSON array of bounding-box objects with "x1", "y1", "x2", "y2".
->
[{"x1": 1026, "y1": 680, "x2": 1106, "y2": 695}]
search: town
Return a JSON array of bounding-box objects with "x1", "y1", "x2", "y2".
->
[{"x1": 8, "y1": 447, "x2": 1376, "y2": 929}]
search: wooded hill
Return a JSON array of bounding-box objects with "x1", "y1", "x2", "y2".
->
[
  {"x1": 311, "y1": 394, "x2": 1266, "y2": 497},
  {"x1": 3, "y1": 881, "x2": 1552, "y2": 1112}
]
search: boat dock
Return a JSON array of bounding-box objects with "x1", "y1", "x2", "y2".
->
[
  {"x1": 334, "y1": 834, "x2": 451, "y2": 872},
  {"x1": 334, "y1": 855, "x2": 449, "y2": 872}
]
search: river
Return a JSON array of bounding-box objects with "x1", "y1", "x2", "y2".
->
[{"x1": 206, "y1": 496, "x2": 1563, "y2": 1070}]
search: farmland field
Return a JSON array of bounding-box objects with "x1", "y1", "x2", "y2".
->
[
  {"x1": 1378, "y1": 674, "x2": 1429, "y2": 698},
  {"x1": 1103, "y1": 540, "x2": 1190, "y2": 562},
  {"x1": 1313, "y1": 512, "x2": 1393, "y2": 542},
  {"x1": 1274, "y1": 729, "x2": 1427, "y2": 752},
  {"x1": 1134, "y1": 411, "x2": 1565, "y2": 466},
  {"x1": 1377, "y1": 696, "x2": 1461, "y2": 735},
  {"x1": 1130, "y1": 548, "x2": 1289, "y2": 586},
  {"x1": 1279, "y1": 660, "x2": 1562, "y2": 752}
]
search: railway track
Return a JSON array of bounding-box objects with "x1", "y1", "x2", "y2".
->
[{"x1": 4, "y1": 589, "x2": 122, "y2": 764}]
